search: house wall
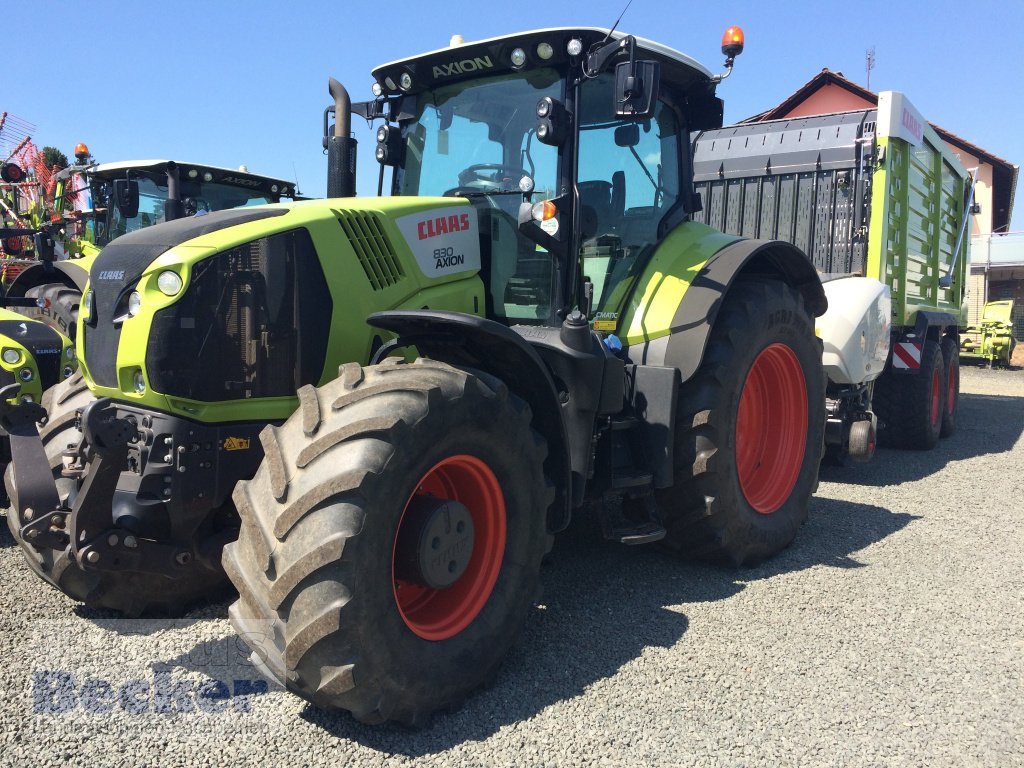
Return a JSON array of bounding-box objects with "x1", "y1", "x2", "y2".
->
[{"x1": 784, "y1": 86, "x2": 873, "y2": 117}]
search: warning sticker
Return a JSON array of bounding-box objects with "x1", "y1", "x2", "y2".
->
[
  {"x1": 395, "y1": 207, "x2": 481, "y2": 279},
  {"x1": 223, "y1": 437, "x2": 251, "y2": 451}
]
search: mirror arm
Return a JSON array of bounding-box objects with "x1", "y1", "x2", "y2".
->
[{"x1": 585, "y1": 35, "x2": 634, "y2": 77}]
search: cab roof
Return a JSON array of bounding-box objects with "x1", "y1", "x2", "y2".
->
[
  {"x1": 87, "y1": 160, "x2": 293, "y2": 191},
  {"x1": 372, "y1": 27, "x2": 714, "y2": 95}
]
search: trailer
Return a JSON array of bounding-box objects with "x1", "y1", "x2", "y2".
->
[{"x1": 693, "y1": 91, "x2": 971, "y2": 450}]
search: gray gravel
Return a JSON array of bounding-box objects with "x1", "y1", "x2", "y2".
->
[{"x1": 1, "y1": 365, "x2": 1022, "y2": 767}]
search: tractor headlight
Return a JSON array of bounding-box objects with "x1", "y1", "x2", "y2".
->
[
  {"x1": 128, "y1": 291, "x2": 142, "y2": 317},
  {"x1": 63, "y1": 365, "x2": 74, "y2": 378},
  {"x1": 400, "y1": 72, "x2": 413, "y2": 91},
  {"x1": 82, "y1": 290, "x2": 94, "y2": 320},
  {"x1": 133, "y1": 370, "x2": 146, "y2": 393},
  {"x1": 66, "y1": 347, "x2": 75, "y2": 360},
  {"x1": 21, "y1": 394, "x2": 33, "y2": 403},
  {"x1": 510, "y1": 48, "x2": 527, "y2": 68},
  {"x1": 2, "y1": 348, "x2": 20, "y2": 365},
  {"x1": 157, "y1": 271, "x2": 183, "y2": 296},
  {"x1": 537, "y1": 42, "x2": 554, "y2": 60},
  {"x1": 18, "y1": 367, "x2": 33, "y2": 382}
]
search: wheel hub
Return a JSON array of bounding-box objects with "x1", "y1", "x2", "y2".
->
[{"x1": 394, "y1": 497, "x2": 475, "y2": 589}]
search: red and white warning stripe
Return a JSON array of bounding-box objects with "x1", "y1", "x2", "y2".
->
[{"x1": 892, "y1": 341, "x2": 922, "y2": 369}]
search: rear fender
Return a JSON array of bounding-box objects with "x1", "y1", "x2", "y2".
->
[
  {"x1": 628, "y1": 237, "x2": 826, "y2": 383},
  {"x1": 367, "y1": 310, "x2": 572, "y2": 533}
]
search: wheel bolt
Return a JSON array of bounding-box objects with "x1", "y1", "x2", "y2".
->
[
  {"x1": 86, "y1": 551, "x2": 100, "y2": 564},
  {"x1": 107, "y1": 534, "x2": 119, "y2": 547}
]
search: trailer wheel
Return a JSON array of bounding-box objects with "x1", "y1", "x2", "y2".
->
[
  {"x1": 657, "y1": 280, "x2": 824, "y2": 565},
  {"x1": 5, "y1": 370, "x2": 231, "y2": 616},
  {"x1": 939, "y1": 336, "x2": 959, "y2": 438},
  {"x1": 874, "y1": 339, "x2": 945, "y2": 450},
  {"x1": 224, "y1": 359, "x2": 552, "y2": 725},
  {"x1": 18, "y1": 283, "x2": 81, "y2": 341}
]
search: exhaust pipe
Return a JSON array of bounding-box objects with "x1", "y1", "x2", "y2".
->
[{"x1": 327, "y1": 78, "x2": 357, "y2": 198}]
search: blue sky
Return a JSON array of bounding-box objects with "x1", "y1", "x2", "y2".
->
[{"x1": 4, "y1": 0, "x2": 1022, "y2": 226}]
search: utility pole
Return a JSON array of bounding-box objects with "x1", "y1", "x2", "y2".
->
[{"x1": 866, "y1": 46, "x2": 876, "y2": 91}]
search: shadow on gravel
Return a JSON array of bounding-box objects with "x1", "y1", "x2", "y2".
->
[
  {"x1": 293, "y1": 496, "x2": 913, "y2": 754},
  {"x1": 822, "y1": 391, "x2": 1024, "y2": 487}
]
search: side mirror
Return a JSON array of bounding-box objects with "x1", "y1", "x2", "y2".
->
[
  {"x1": 614, "y1": 60, "x2": 660, "y2": 120},
  {"x1": 614, "y1": 124, "x2": 640, "y2": 147},
  {"x1": 536, "y1": 97, "x2": 570, "y2": 146},
  {"x1": 113, "y1": 179, "x2": 139, "y2": 219}
]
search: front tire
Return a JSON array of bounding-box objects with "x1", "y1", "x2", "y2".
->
[
  {"x1": 224, "y1": 358, "x2": 553, "y2": 725},
  {"x1": 18, "y1": 283, "x2": 81, "y2": 341},
  {"x1": 657, "y1": 280, "x2": 825, "y2": 565}
]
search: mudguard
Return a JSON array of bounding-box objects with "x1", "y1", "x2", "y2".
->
[
  {"x1": 6, "y1": 259, "x2": 91, "y2": 296},
  {"x1": 368, "y1": 309, "x2": 572, "y2": 533},
  {"x1": 625, "y1": 236, "x2": 826, "y2": 384}
]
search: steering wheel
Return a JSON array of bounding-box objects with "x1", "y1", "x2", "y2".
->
[{"x1": 457, "y1": 163, "x2": 529, "y2": 192}]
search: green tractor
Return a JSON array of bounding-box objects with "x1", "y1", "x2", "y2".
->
[
  {"x1": 960, "y1": 299, "x2": 1017, "y2": 367},
  {"x1": 4, "y1": 156, "x2": 297, "y2": 341},
  {"x1": 4, "y1": 27, "x2": 827, "y2": 723}
]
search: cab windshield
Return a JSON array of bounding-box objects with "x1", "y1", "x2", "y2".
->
[
  {"x1": 96, "y1": 175, "x2": 278, "y2": 245},
  {"x1": 397, "y1": 69, "x2": 561, "y2": 201}
]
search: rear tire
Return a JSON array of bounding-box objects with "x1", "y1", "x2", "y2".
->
[
  {"x1": 656, "y1": 280, "x2": 825, "y2": 566},
  {"x1": 939, "y1": 336, "x2": 959, "y2": 438},
  {"x1": 17, "y1": 283, "x2": 81, "y2": 341},
  {"x1": 874, "y1": 339, "x2": 945, "y2": 450},
  {"x1": 6, "y1": 371, "x2": 231, "y2": 616},
  {"x1": 224, "y1": 358, "x2": 553, "y2": 725}
]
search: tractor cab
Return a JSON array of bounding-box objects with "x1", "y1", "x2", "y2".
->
[
  {"x1": 364, "y1": 28, "x2": 728, "y2": 327},
  {"x1": 72, "y1": 160, "x2": 298, "y2": 249}
]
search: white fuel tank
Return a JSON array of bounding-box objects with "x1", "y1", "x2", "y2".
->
[{"x1": 818, "y1": 276, "x2": 891, "y2": 385}]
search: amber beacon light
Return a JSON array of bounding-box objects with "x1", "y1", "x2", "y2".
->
[{"x1": 721, "y1": 26, "x2": 745, "y2": 60}]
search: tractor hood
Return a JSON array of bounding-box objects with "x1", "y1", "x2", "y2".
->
[{"x1": 78, "y1": 197, "x2": 485, "y2": 423}]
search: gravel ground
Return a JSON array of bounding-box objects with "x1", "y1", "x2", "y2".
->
[{"x1": 1, "y1": 365, "x2": 1022, "y2": 767}]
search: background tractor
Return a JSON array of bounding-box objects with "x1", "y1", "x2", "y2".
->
[
  {"x1": 6, "y1": 27, "x2": 833, "y2": 723},
  {"x1": 960, "y1": 299, "x2": 1016, "y2": 367},
  {"x1": 4, "y1": 154, "x2": 297, "y2": 342}
]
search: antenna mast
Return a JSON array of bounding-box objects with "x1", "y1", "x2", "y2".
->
[{"x1": 865, "y1": 46, "x2": 876, "y2": 90}]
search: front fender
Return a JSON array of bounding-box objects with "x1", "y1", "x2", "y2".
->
[
  {"x1": 368, "y1": 309, "x2": 572, "y2": 533},
  {"x1": 6, "y1": 259, "x2": 92, "y2": 297}
]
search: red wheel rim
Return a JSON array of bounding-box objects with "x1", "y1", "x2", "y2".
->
[
  {"x1": 735, "y1": 343, "x2": 808, "y2": 515},
  {"x1": 930, "y1": 367, "x2": 941, "y2": 426},
  {"x1": 392, "y1": 455, "x2": 505, "y2": 641},
  {"x1": 946, "y1": 364, "x2": 957, "y2": 416}
]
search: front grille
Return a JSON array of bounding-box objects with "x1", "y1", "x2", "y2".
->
[
  {"x1": 84, "y1": 240, "x2": 173, "y2": 387},
  {"x1": 146, "y1": 227, "x2": 332, "y2": 402},
  {"x1": 336, "y1": 211, "x2": 404, "y2": 290}
]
